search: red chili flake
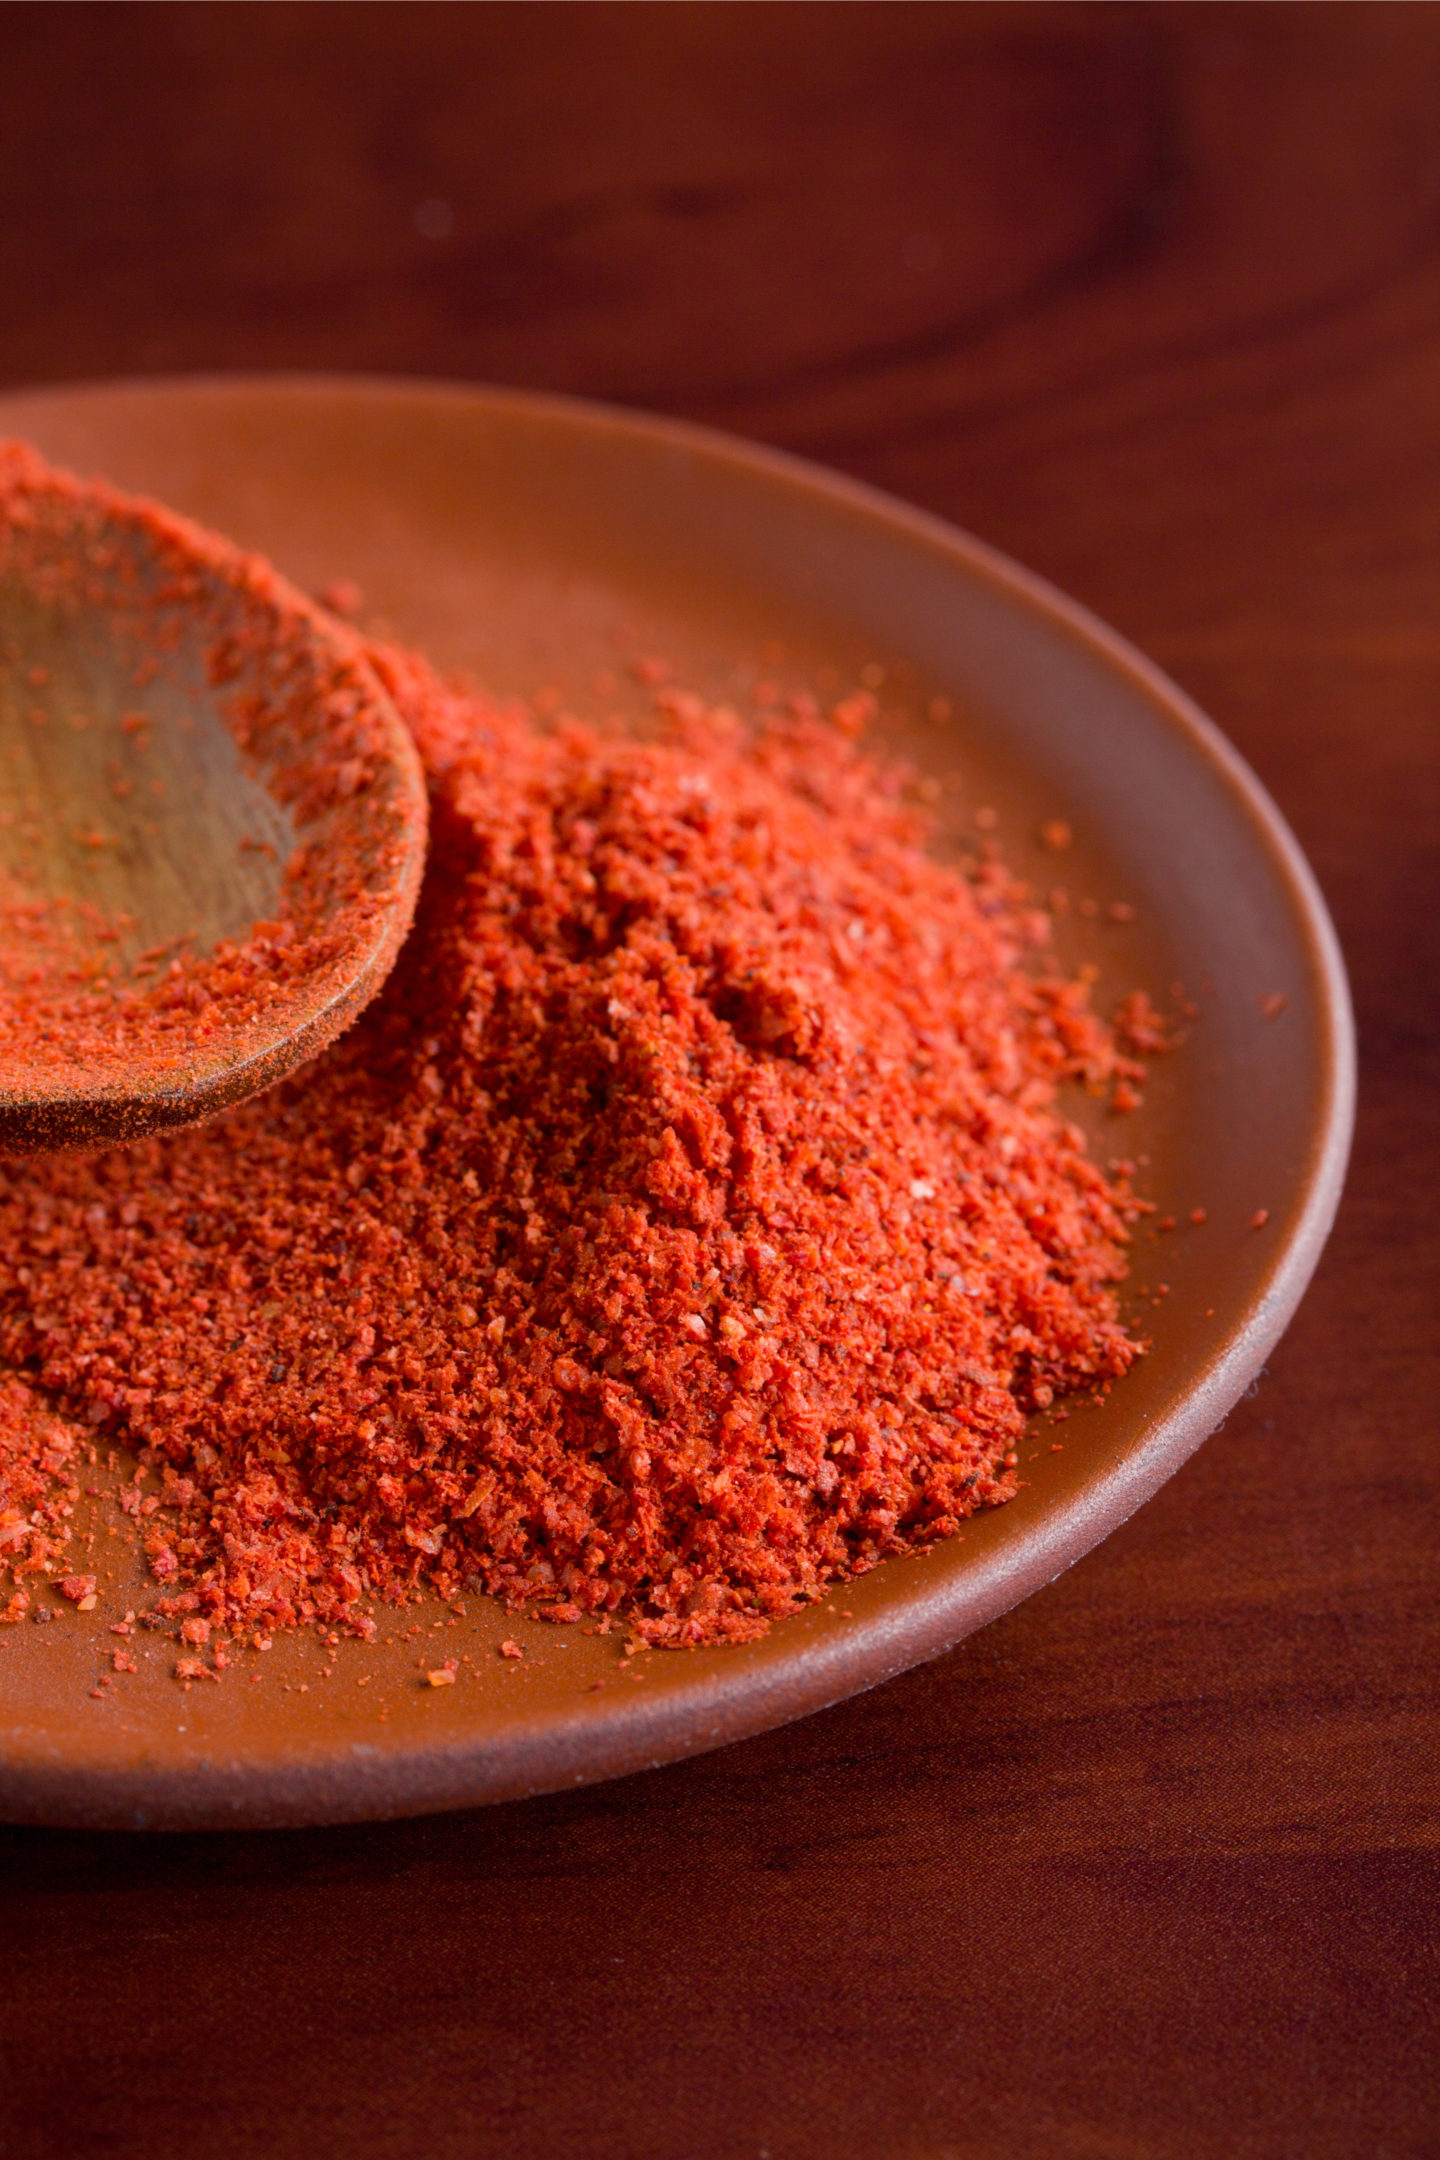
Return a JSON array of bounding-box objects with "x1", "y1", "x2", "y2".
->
[
  {"x1": 56, "y1": 1574, "x2": 97, "y2": 1604},
  {"x1": 426, "y1": 1659, "x2": 458, "y2": 1687},
  {"x1": 1251, "y1": 1208, "x2": 1270, "y2": 1230},
  {"x1": 316, "y1": 578, "x2": 364, "y2": 618},
  {"x1": 1112, "y1": 992, "x2": 1173, "y2": 1058},
  {"x1": 174, "y1": 1657, "x2": 217, "y2": 1683},
  {"x1": 499, "y1": 1639, "x2": 524, "y2": 1660},
  {"x1": 112, "y1": 1649, "x2": 136, "y2": 1674},
  {"x1": 1190, "y1": 1207, "x2": 1208, "y2": 1225},
  {"x1": 829, "y1": 690, "x2": 876, "y2": 737},
  {"x1": 0, "y1": 531, "x2": 1172, "y2": 1651}
]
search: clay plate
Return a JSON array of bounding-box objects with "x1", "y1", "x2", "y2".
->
[{"x1": 0, "y1": 377, "x2": 1354, "y2": 1831}]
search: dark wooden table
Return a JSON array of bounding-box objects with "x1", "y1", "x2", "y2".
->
[{"x1": 2, "y1": 7, "x2": 1436, "y2": 2155}]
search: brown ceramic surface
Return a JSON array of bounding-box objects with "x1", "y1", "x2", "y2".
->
[{"x1": 0, "y1": 376, "x2": 1352, "y2": 1830}]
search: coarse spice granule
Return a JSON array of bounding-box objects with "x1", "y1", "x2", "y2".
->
[
  {"x1": 0, "y1": 641, "x2": 1161, "y2": 1648},
  {"x1": 0, "y1": 1370, "x2": 79, "y2": 1612}
]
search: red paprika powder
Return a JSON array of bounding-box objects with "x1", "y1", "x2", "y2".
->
[{"x1": 0, "y1": 598, "x2": 1156, "y2": 1650}]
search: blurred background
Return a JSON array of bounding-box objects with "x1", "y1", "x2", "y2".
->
[
  {"x1": 6, "y1": 1, "x2": 1440, "y2": 654},
  {"x1": 2, "y1": 8, "x2": 1437, "y2": 2160}
]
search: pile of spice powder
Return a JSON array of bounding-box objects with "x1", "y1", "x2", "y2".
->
[{"x1": 0, "y1": 641, "x2": 1159, "y2": 1647}]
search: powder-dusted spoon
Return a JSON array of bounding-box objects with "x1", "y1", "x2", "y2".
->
[{"x1": 0, "y1": 442, "x2": 427, "y2": 1154}]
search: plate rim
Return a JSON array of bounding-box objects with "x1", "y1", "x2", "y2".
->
[{"x1": 0, "y1": 373, "x2": 1356, "y2": 1829}]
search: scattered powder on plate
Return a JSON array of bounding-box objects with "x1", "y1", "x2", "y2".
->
[{"x1": 0, "y1": 632, "x2": 1162, "y2": 1648}]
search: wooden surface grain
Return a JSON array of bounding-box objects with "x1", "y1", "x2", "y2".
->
[{"x1": 1, "y1": 6, "x2": 1436, "y2": 2156}]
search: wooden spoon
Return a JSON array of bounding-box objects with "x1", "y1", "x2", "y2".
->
[{"x1": 0, "y1": 442, "x2": 427, "y2": 1154}]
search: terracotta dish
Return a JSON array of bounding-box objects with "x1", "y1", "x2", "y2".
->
[{"x1": 0, "y1": 377, "x2": 1354, "y2": 1831}]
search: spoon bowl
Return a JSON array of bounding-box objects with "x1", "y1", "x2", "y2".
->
[{"x1": 0, "y1": 443, "x2": 427, "y2": 1153}]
